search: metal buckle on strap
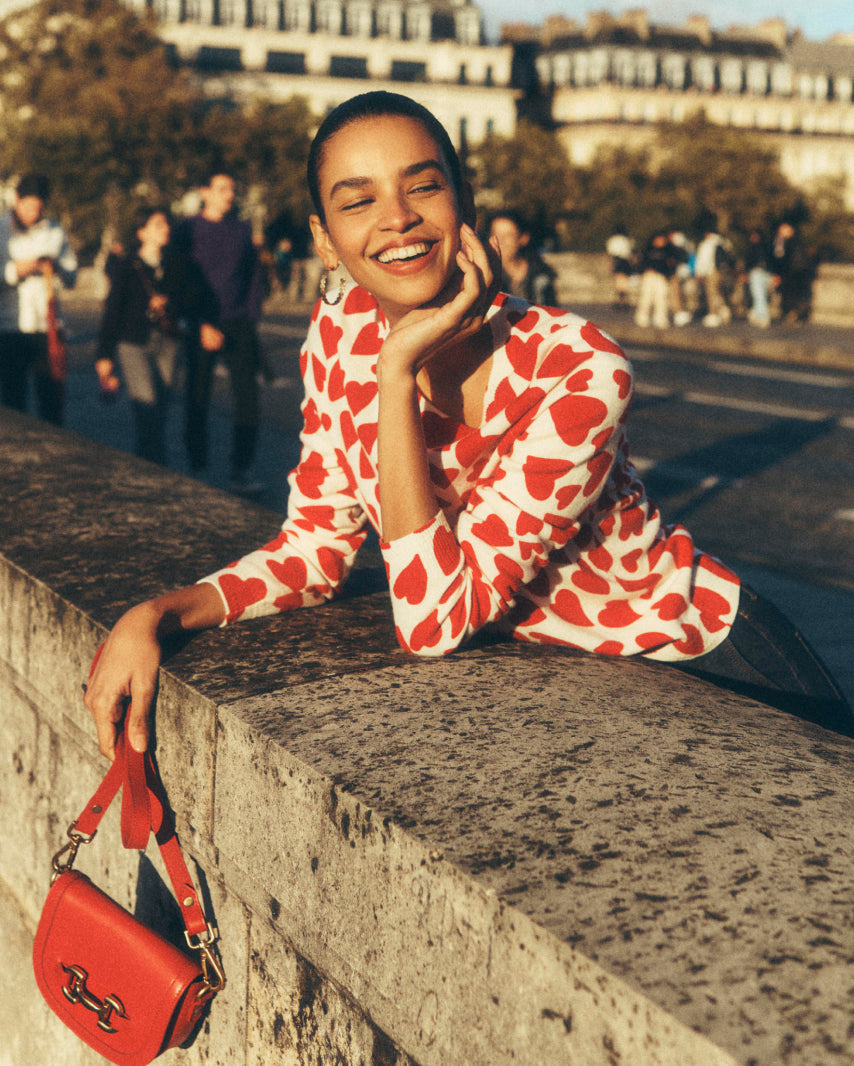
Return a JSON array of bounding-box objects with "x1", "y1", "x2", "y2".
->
[
  {"x1": 51, "y1": 823, "x2": 96, "y2": 883},
  {"x1": 185, "y1": 926, "x2": 226, "y2": 997}
]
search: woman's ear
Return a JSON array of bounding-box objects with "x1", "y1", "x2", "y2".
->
[{"x1": 309, "y1": 214, "x2": 339, "y2": 270}]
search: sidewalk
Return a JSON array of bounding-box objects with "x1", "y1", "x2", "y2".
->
[{"x1": 567, "y1": 300, "x2": 854, "y2": 369}]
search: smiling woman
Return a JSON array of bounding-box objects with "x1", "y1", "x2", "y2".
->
[{"x1": 83, "y1": 91, "x2": 852, "y2": 762}]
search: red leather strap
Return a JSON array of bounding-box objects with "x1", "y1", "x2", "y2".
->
[{"x1": 74, "y1": 647, "x2": 209, "y2": 937}]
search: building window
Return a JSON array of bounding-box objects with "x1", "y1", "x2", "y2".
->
[
  {"x1": 266, "y1": 50, "x2": 306, "y2": 73},
  {"x1": 392, "y1": 60, "x2": 427, "y2": 82},
  {"x1": 316, "y1": 0, "x2": 343, "y2": 34},
  {"x1": 329, "y1": 54, "x2": 369, "y2": 78},
  {"x1": 458, "y1": 63, "x2": 467, "y2": 85},
  {"x1": 485, "y1": 64, "x2": 493, "y2": 87},
  {"x1": 196, "y1": 45, "x2": 243, "y2": 70}
]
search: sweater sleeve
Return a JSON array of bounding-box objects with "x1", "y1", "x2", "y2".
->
[
  {"x1": 381, "y1": 337, "x2": 633, "y2": 655},
  {"x1": 198, "y1": 316, "x2": 370, "y2": 624}
]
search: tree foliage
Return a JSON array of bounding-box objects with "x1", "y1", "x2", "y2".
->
[
  {"x1": 0, "y1": 0, "x2": 315, "y2": 258},
  {"x1": 470, "y1": 111, "x2": 854, "y2": 261},
  {"x1": 469, "y1": 120, "x2": 579, "y2": 247}
]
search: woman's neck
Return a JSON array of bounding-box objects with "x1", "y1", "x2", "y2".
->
[{"x1": 416, "y1": 324, "x2": 494, "y2": 428}]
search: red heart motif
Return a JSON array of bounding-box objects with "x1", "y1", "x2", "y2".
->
[
  {"x1": 572, "y1": 568, "x2": 610, "y2": 595},
  {"x1": 694, "y1": 586, "x2": 732, "y2": 632},
  {"x1": 358, "y1": 422, "x2": 377, "y2": 454},
  {"x1": 486, "y1": 377, "x2": 520, "y2": 421},
  {"x1": 267, "y1": 556, "x2": 308, "y2": 590},
  {"x1": 394, "y1": 556, "x2": 428, "y2": 605},
  {"x1": 583, "y1": 451, "x2": 613, "y2": 498},
  {"x1": 506, "y1": 333, "x2": 541, "y2": 380},
  {"x1": 673, "y1": 624, "x2": 704, "y2": 657},
  {"x1": 597, "y1": 599, "x2": 642, "y2": 629},
  {"x1": 471, "y1": 513, "x2": 513, "y2": 547},
  {"x1": 565, "y1": 368, "x2": 594, "y2": 393},
  {"x1": 339, "y1": 409, "x2": 358, "y2": 450},
  {"x1": 549, "y1": 394, "x2": 609, "y2": 448},
  {"x1": 537, "y1": 344, "x2": 588, "y2": 380},
  {"x1": 652, "y1": 592, "x2": 687, "y2": 621},
  {"x1": 294, "y1": 452, "x2": 328, "y2": 499},
  {"x1": 344, "y1": 286, "x2": 378, "y2": 314},
  {"x1": 352, "y1": 322, "x2": 384, "y2": 356},
  {"x1": 327, "y1": 361, "x2": 346, "y2": 401},
  {"x1": 613, "y1": 368, "x2": 632, "y2": 400},
  {"x1": 408, "y1": 610, "x2": 443, "y2": 652},
  {"x1": 311, "y1": 354, "x2": 326, "y2": 391},
  {"x1": 552, "y1": 588, "x2": 594, "y2": 626},
  {"x1": 319, "y1": 315, "x2": 343, "y2": 358},
  {"x1": 298, "y1": 505, "x2": 338, "y2": 531},
  {"x1": 218, "y1": 574, "x2": 267, "y2": 616},
  {"x1": 522, "y1": 454, "x2": 565, "y2": 502},
  {"x1": 345, "y1": 379, "x2": 378, "y2": 415},
  {"x1": 580, "y1": 322, "x2": 623, "y2": 356},
  {"x1": 433, "y1": 523, "x2": 460, "y2": 575},
  {"x1": 516, "y1": 511, "x2": 544, "y2": 537},
  {"x1": 317, "y1": 546, "x2": 345, "y2": 584}
]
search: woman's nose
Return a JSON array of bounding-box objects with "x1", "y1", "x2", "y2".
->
[{"x1": 379, "y1": 193, "x2": 419, "y2": 231}]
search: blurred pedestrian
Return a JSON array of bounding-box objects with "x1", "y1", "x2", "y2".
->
[
  {"x1": 772, "y1": 216, "x2": 816, "y2": 325},
  {"x1": 743, "y1": 228, "x2": 773, "y2": 329},
  {"x1": 488, "y1": 211, "x2": 557, "y2": 306},
  {"x1": 172, "y1": 172, "x2": 267, "y2": 493},
  {"x1": 605, "y1": 226, "x2": 635, "y2": 308},
  {"x1": 694, "y1": 212, "x2": 733, "y2": 328},
  {"x1": 0, "y1": 174, "x2": 77, "y2": 424},
  {"x1": 95, "y1": 206, "x2": 201, "y2": 465},
  {"x1": 668, "y1": 229, "x2": 693, "y2": 326},
  {"x1": 634, "y1": 231, "x2": 677, "y2": 329}
]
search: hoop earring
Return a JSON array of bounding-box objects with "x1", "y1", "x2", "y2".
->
[{"x1": 320, "y1": 268, "x2": 346, "y2": 306}]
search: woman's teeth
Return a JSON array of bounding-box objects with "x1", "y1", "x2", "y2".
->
[{"x1": 376, "y1": 242, "x2": 430, "y2": 264}]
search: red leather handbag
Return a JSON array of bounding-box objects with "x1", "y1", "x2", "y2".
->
[{"x1": 32, "y1": 730, "x2": 225, "y2": 1066}]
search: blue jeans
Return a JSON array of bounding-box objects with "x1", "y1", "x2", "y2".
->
[{"x1": 679, "y1": 584, "x2": 852, "y2": 736}]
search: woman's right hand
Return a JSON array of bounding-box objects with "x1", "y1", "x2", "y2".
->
[
  {"x1": 83, "y1": 600, "x2": 164, "y2": 760},
  {"x1": 83, "y1": 583, "x2": 227, "y2": 760}
]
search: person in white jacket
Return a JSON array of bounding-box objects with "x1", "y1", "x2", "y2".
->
[{"x1": 0, "y1": 174, "x2": 77, "y2": 424}]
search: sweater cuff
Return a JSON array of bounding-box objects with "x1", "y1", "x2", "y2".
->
[{"x1": 4, "y1": 261, "x2": 19, "y2": 286}]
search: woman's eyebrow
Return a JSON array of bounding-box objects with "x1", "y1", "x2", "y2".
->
[{"x1": 328, "y1": 160, "x2": 446, "y2": 201}]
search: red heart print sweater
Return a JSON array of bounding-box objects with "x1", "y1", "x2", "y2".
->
[{"x1": 199, "y1": 288, "x2": 740, "y2": 661}]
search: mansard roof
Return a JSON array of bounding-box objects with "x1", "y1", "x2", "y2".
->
[
  {"x1": 542, "y1": 23, "x2": 781, "y2": 59},
  {"x1": 787, "y1": 37, "x2": 854, "y2": 75}
]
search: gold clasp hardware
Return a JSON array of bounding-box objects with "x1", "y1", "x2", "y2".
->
[
  {"x1": 51, "y1": 824, "x2": 95, "y2": 883},
  {"x1": 185, "y1": 926, "x2": 226, "y2": 996},
  {"x1": 60, "y1": 963, "x2": 127, "y2": 1032}
]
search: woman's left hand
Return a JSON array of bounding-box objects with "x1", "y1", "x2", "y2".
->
[{"x1": 379, "y1": 225, "x2": 501, "y2": 379}]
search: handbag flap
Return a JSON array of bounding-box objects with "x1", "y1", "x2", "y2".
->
[{"x1": 33, "y1": 871, "x2": 204, "y2": 1066}]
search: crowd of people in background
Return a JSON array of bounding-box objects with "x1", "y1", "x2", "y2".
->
[{"x1": 608, "y1": 209, "x2": 819, "y2": 331}]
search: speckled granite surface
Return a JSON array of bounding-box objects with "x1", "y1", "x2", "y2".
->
[{"x1": 4, "y1": 409, "x2": 854, "y2": 1065}]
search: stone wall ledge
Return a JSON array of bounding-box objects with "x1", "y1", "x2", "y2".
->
[{"x1": 2, "y1": 410, "x2": 853, "y2": 1066}]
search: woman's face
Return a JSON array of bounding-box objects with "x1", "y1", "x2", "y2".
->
[
  {"x1": 310, "y1": 115, "x2": 468, "y2": 325},
  {"x1": 137, "y1": 212, "x2": 170, "y2": 251}
]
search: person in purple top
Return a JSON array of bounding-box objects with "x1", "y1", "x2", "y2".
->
[{"x1": 173, "y1": 172, "x2": 267, "y2": 492}]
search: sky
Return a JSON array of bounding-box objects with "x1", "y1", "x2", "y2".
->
[{"x1": 479, "y1": 1, "x2": 854, "y2": 44}]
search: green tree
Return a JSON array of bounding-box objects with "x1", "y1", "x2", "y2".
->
[
  {"x1": 469, "y1": 120, "x2": 579, "y2": 246},
  {"x1": 0, "y1": 0, "x2": 317, "y2": 258}
]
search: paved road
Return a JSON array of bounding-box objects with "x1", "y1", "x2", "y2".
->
[{"x1": 55, "y1": 296, "x2": 854, "y2": 705}]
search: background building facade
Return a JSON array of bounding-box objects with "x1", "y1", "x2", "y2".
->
[{"x1": 517, "y1": 11, "x2": 854, "y2": 209}]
